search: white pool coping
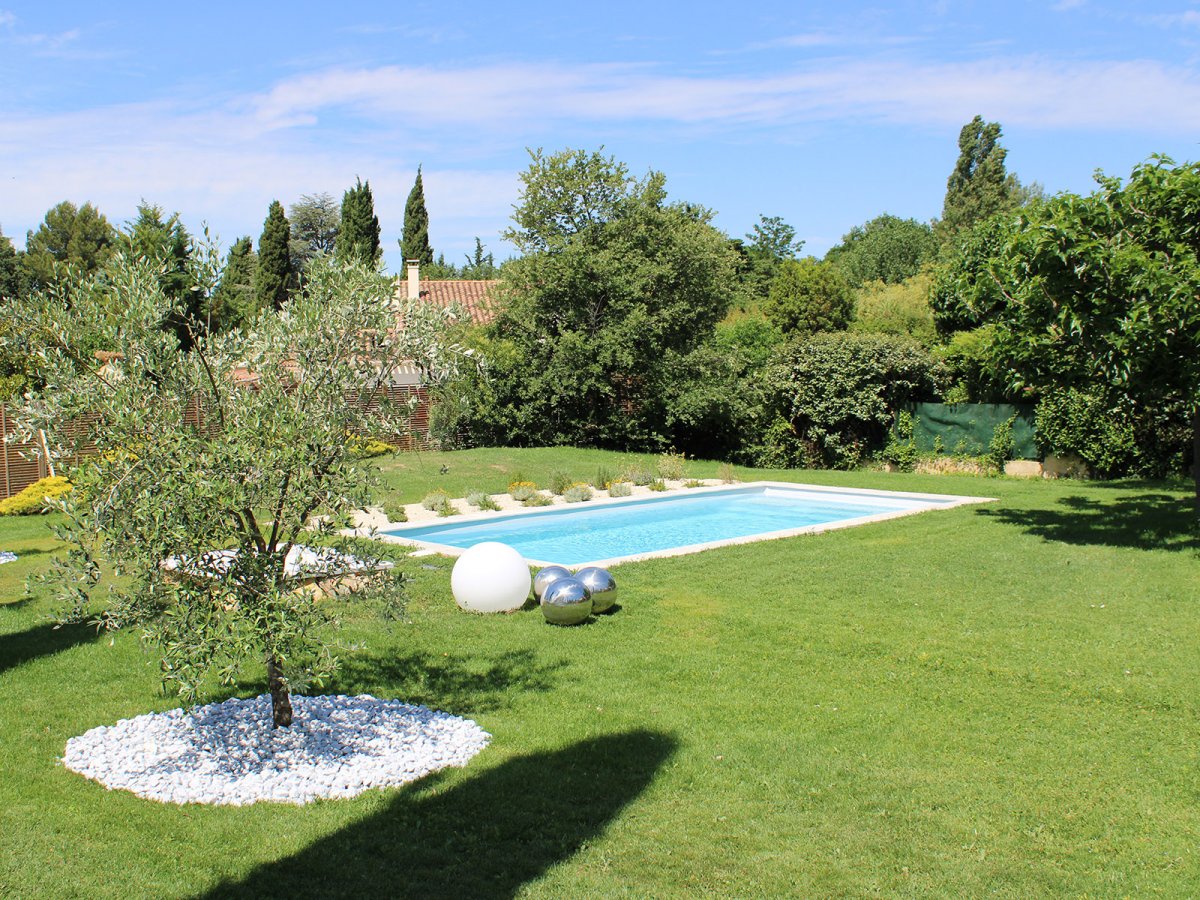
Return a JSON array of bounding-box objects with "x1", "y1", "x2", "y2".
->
[{"x1": 351, "y1": 481, "x2": 996, "y2": 570}]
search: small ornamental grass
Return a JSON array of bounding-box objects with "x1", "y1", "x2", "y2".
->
[
  {"x1": 382, "y1": 501, "x2": 408, "y2": 523},
  {"x1": 683, "y1": 479, "x2": 706, "y2": 488},
  {"x1": 563, "y1": 482, "x2": 593, "y2": 503},
  {"x1": 549, "y1": 470, "x2": 573, "y2": 495},
  {"x1": 657, "y1": 450, "x2": 688, "y2": 480},
  {"x1": 421, "y1": 489, "x2": 451, "y2": 511},
  {"x1": 0, "y1": 476, "x2": 73, "y2": 516},
  {"x1": 607, "y1": 480, "x2": 633, "y2": 498},
  {"x1": 522, "y1": 491, "x2": 554, "y2": 507},
  {"x1": 648, "y1": 478, "x2": 667, "y2": 492},
  {"x1": 466, "y1": 490, "x2": 501, "y2": 511},
  {"x1": 509, "y1": 481, "x2": 538, "y2": 501}
]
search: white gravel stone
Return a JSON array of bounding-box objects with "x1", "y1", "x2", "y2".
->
[{"x1": 62, "y1": 694, "x2": 490, "y2": 806}]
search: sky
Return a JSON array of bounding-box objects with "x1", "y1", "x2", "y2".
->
[{"x1": 2, "y1": 1, "x2": 1200, "y2": 274}]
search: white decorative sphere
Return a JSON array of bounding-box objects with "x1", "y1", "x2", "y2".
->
[{"x1": 451, "y1": 542, "x2": 531, "y2": 613}]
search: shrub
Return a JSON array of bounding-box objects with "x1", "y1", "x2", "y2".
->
[
  {"x1": 683, "y1": 479, "x2": 706, "y2": 488},
  {"x1": 0, "y1": 475, "x2": 72, "y2": 515},
  {"x1": 718, "y1": 462, "x2": 737, "y2": 483},
  {"x1": 623, "y1": 466, "x2": 654, "y2": 486},
  {"x1": 1034, "y1": 389, "x2": 1141, "y2": 479},
  {"x1": 608, "y1": 480, "x2": 633, "y2": 497},
  {"x1": 881, "y1": 410, "x2": 920, "y2": 472},
  {"x1": 436, "y1": 499, "x2": 460, "y2": 517},
  {"x1": 851, "y1": 273, "x2": 937, "y2": 345},
  {"x1": 765, "y1": 258, "x2": 854, "y2": 336},
  {"x1": 382, "y1": 501, "x2": 408, "y2": 523},
  {"x1": 523, "y1": 491, "x2": 553, "y2": 507},
  {"x1": 986, "y1": 415, "x2": 1017, "y2": 474},
  {"x1": 592, "y1": 466, "x2": 615, "y2": 489},
  {"x1": 563, "y1": 482, "x2": 593, "y2": 503},
  {"x1": 346, "y1": 436, "x2": 395, "y2": 459},
  {"x1": 508, "y1": 481, "x2": 538, "y2": 501},
  {"x1": 762, "y1": 332, "x2": 935, "y2": 469},
  {"x1": 656, "y1": 450, "x2": 687, "y2": 480},
  {"x1": 466, "y1": 490, "x2": 501, "y2": 511},
  {"x1": 421, "y1": 489, "x2": 450, "y2": 511},
  {"x1": 549, "y1": 470, "x2": 573, "y2": 495},
  {"x1": 648, "y1": 478, "x2": 667, "y2": 492}
]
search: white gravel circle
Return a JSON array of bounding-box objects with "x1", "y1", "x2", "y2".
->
[{"x1": 62, "y1": 694, "x2": 490, "y2": 806}]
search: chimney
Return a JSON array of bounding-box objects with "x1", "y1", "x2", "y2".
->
[{"x1": 406, "y1": 259, "x2": 420, "y2": 301}]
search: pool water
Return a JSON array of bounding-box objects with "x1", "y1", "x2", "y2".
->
[{"x1": 383, "y1": 484, "x2": 973, "y2": 567}]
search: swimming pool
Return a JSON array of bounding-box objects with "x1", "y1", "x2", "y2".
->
[{"x1": 380, "y1": 482, "x2": 991, "y2": 568}]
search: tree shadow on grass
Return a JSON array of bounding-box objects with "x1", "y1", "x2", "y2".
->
[
  {"x1": 0, "y1": 620, "x2": 100, "y2": 678},
  {"x1": 330, "y1": 648, "x2": 567, "y2": 715},
  {"x1": 201, "y1": 729, "x2": 677, "y2": 900},
  {"x1": 977, "y1": 492, "x2": 1199, "y2": 553}
]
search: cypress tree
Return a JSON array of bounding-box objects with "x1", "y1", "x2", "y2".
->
[
  {"x1": 401, "y1": 166, "x2": 433, "y2": 264},
  {"x1": 937, "y1": 116, "x2": 1018, "y2": 243},
  {"x1": 336, "y1": 178, "x2": 381, "y2": 266},
  {"x1": 208, "y1": 236, "x2": 258, "y2": 332},
  {"x1": 254, "y1": 200, "x2": 293, "y2": 311}
]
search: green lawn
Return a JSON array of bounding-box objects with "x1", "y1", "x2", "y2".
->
[{"x1": 2, "y1": 448, "x2": 1198, "y2": 897}]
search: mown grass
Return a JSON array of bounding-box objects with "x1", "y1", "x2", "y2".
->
[{"x1": 2, "y1": 448, "x2": 1199, "y2": 897}]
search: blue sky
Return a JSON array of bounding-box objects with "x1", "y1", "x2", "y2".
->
[{"x1": 3, "y1": 1, "x2": 1200, "y2": 273}]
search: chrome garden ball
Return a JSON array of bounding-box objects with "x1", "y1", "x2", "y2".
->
[
  {"x1": 574, "y1": 566, "x2": 617, "y2": 613},
  {"x1": 541, "y1": 577, "x2": 593, "y2": 626},
  {"x1": 532, "y1": 565, "x2": 571, "y2": 602}
]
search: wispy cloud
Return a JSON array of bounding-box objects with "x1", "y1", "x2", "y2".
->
[
  {"x1": 4, "y1": 52, "x2": 1199, "y2": 258},
  {"x1": 1149, "y1": 10, "x2": 1200, "y2": 28},
  {"x1": 1053, "y1": 0, "x2": 1087, "y2": 11},
  {"x1": 0, "y1": 10, "x2": 15, "y2": 28}
]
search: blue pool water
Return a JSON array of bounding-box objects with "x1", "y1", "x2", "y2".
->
[{"x1": 384, "y1": 484, "x2": 961, "y2": 566}]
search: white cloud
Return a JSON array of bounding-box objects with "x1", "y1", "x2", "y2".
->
[
  {"x1": 1053, "y1": 0, "x2": 1087, "y2": 11},
  {"x1": 0, "y1": 10, "x2": 15, "y2": 28},
  {"x1": 5, "y1": 53, "x2": 1200, "y2": 260}
]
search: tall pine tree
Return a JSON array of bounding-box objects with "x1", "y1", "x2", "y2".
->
[
  {"x1": 401, "y1": 166, "x2": 433, "y2": 264},
  {"x1": 254, "y1": 201, "x2": 293, "y2": 311},
  {"x1": 336, "y1": 178, "x2": 381, "y2": 266},
  {"x1": 937, "y1": 116, "x2": 1019, "y2": 243},
  {"x1": 208, "y1": 236, "x2": 258, "y2": 332}
]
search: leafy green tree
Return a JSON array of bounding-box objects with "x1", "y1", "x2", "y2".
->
[
  {"x1": 0, "y1": 228, "x2": 21, "y2": 300},
  {"x1": 288, "y1": 192, "x2": 340, "y2": 272},
  {"x1": 207, "y1": 236, "x2": 258, "y2": 332},
  {"x1": 23, "y1": 201, "x2": 116, "y2": 290},
  {"x1": 11, "y1": 247, "x2": 468, "y2": 728},
  {"x1": 765, "y1": 258, "x2": 854, "y2": 336},
  {"x1": 980, "y1": 156, "x2": 1200, "y2": 495},
  {"x1": 483, "y1": 148, "x2": 738, "y2": 448},
  {"x1": 851, "y1": 272, "x2": 937, "y2": 345},
  {"x1": 254, "y1": 200, "x2": 293, "y2": 311},
  {"x1": 461, "y1": 238, "x2": 497, "y2": 279},
  {"x1": 936, "y1": 116, "x2": 1021, "y2": 243},
  {"x1": 737, "y1": 215, "x2": 804, "y2": 303},
  {"x1": 928, "y1": 213, "x2": 1016, "y2": 337},
  {"x1": 825, "y1": 214, "x2": 936, "y2": 286},
  {"x1": 337, "y1": 178, "x2": 381, "y2": 266},
  {"x1": 126, "y1": 203, "x2": 199, "y2": 346},
  {"x1": 401, "y1": 166, "x2": 433, "y2": 265}
]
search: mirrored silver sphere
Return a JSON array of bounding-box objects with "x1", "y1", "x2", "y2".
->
[
  {"x1": 533, "y1": 565, "x2": 572, "y2": 602},
  {"x1": 541, "y1": 577, "x2": 593, "y2": 626},
  {"x1": 575, "y1": 566, "x2": 618, "y2": 613}
]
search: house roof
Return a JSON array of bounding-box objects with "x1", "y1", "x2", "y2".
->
[{"x1": 395, "y1": 279, "x2": 501, "y2": 326}]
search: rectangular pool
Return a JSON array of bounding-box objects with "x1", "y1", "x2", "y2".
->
[{"x1": 380, "y1": 482, "x2": 991, "y2": 567}]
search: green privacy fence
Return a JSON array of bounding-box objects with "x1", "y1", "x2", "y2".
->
[{"x1": 909, "y1": 403, "x2": 1039, "y2": 460}]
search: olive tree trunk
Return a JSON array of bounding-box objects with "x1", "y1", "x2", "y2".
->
[{"x1": 266, "y1": 656, "x2": 294, "y2": 728}]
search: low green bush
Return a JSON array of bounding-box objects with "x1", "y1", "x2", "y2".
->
[
  {"x1": 563, "y1": 482, "x2": 593, "y2": 503},
  {"x1": 346, "y1": 436, "x2": 395, "y2": 459},
  {"x1": 592, "y1": 466, "x2": 615, "y2": 489},
  {"x1": 656, "y1": 451, "x2": 687, "y2": 480},
  {"x1": 608, "y1": 480, "x2": 633, "y2": 497},
  {"x1": 0, "y1": 476, "x2": 73, "y2": 516},
  {"x1": 509, "y1": 481, "x2": 538, "y2": 501},
  {"x1": 549, "y1": 471, "x2": 573, "y2": 495},
  {"x1": 466, "y1": 490, "x2": 501, "y2": 511},
  {"x1": 648, "y1": 478, "x2": 667, "y2": 492},
  {"x1": 421, "y1": 489, "x2": 450, "y2": 511},
  {"x1": 523, "y1": 492, "x2": 553, "y2": 507},
  {"x1": 382, "y1": 501, "x2": 408, "y2": 523}
]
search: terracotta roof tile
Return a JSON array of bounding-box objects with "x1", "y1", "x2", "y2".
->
[{"x1": 394, "y1": 279, "x2": 501, "y2": 326}]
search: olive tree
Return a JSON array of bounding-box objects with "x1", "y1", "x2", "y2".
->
[{"x1": 11, "y1": 245, "x2": 469, "y2": 727}]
